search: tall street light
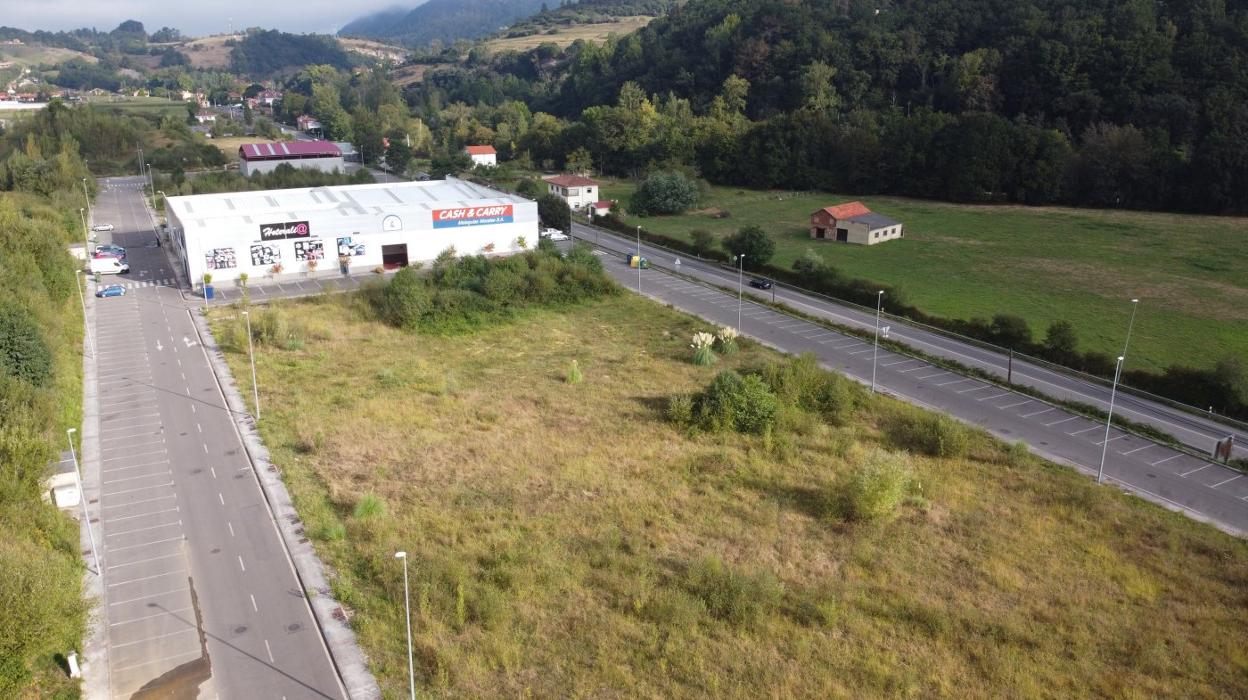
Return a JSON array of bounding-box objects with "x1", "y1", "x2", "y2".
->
[
  {"x1": 735, "y1": 254, "x2": 745, "y2": 333},
  {"x1": 1097, "y1": 356, "x2": 1126, "y2": 484},
  {"x1": 394, "y1": 551, "x2": 416, "y2": 700},
  {"x1": 635, "y1": 225, "x2": 642, "y2": 292},
  {"x1": 871, "y1": 290, "x2": 884, "y2": 394},
  {"x1": 67, "y1": 428, "x2": 101, "y2": 575},
  {"x1": 242, "y1": 311, "x2": 260, "y2": 420},
  {"x1": 78, "y1": 207, "x2": 90, "y2": 254},
  {"x1": 75, "y1": 271, "x2": 95, "y2": 358},
  {"x1": 1121, "y1": 298, "x2": 1140, "y2": 366},
  {"x1": 80, "y1": 177, "x2": 91, "y2": 219}
]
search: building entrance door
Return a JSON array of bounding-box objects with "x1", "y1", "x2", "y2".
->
[
  {"x1": 382, "y1": 244, "x2": 409, "y2": 269},
  {"x1": 815, "y1": 227, "x2": 826, "y2": 239},
  {"x1": 835, "y1": 228, "x2": 848, "y2": 242}
]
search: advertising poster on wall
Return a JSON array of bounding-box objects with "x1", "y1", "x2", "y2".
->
[
  {"x1": 432, "y1": 204, "x2": 513, "y2": 229},
  {"x1": 205, "y1": 247, "x2": 237, "y2": 269},
  {"x1": 250, "y1": 243, "x2": 281, "y2": 267},
  {"x1": 294, "y1": 239, "x2": 325, "y2": 261},
  {"x1": 337, "y1": 237, "x2": 365, "y2": 256}
]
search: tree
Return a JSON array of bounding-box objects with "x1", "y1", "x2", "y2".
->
[
  {"x1": 989, "y1": 314, "x2": 1033, "y2": 351},
  {"x1": 565, "y1": 146, "x2": 593, "y2": 174},
  {"x1": 631, "y1": 170, "x2": 700, "y2": 216},
  {"x1": 242, "y1": 103, "x2": 253, "y2": 126},
  {"x1": 721, "y1": 225, "x2": 775, "y2": 270},
  {"x1": 0, "y1": 307, "x2": 52, "y2": 387},
  {"x1": 429, "y1": 150, "x2": 471, "y2": 179},
  {"x1": 1043, "y1": 320, "x2": 1079, "y2": 363},
  {"x1": 690, "y1": 229, "x2": 715, "y2": 256},
  {"x1": 537, "y1": 193, "x2": 571, "y2": 232},
  {"x1": 384, "y1": 137, "x2": 413, "y2": 175}
]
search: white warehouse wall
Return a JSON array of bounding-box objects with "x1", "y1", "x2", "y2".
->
[{"x1": 240, "y1": 156, "x2": 346, "y2": 177}]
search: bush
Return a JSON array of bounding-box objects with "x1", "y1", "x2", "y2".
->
[
  {"x1": 721, "y1": 225, "x2": 776, "y2": 270},
  {"x1": 639, "y1": 587, "x2": 706, "y2": 630},
  {"x1": 691, "y1": 331, "x2": 717, "y2": 366},
  {"x1": 565, "y1": 359, "x2": 583, "y2": 384},
  {"x1": 839, "y1": 448, "x2": 915, "y2": 522},
  {"x1": 690, "y1": 229, "x2": 715, "y2": 256},
  {"x1": 684, "y1": 555, "x2": 782, "y2": 628},
  {"x1": 665, "y1": 393, "x2": 694, "y2": 424},
  {"x1": 692, "y1": 370, "x2": 779, "y2": 435},
  {"x1": 631, "y1": 170, "x2": 700, "y2": 215},
  {"x1": 886, "y1": 409, "x2": 972, "y2": 458},
  {"x1": 537, "y1": 193, "x2": 571, "y2": 231},
  {"x1": 758, "y1": 354, "x2": 858, "y2": 425},
  {"x1": 0, "y1": 308, "x2": 52, "y2": 387},
  {"x1": 353, "y1": 493, "x2": 387, "y2": 520}
]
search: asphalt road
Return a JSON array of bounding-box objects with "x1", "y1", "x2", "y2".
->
[
  {"x1": 578, "y1": 235, "x2": 1248, "y2": 535},
  {"x1": 575, "y1": 223, "x2": 1247, "y2": 460},
  {"x1": 86, "y1": 177, "x2": 345, "y2": 698}
]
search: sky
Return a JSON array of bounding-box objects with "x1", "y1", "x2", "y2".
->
[{"x1": 1, "y1": 0, "x2": 412, "y2": 36}]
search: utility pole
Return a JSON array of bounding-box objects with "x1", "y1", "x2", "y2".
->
[
  {"x1": 67, "y1": 428, "x2": 101, "y2": 575},
  {"x1": 1097, "y1": 356, "x2": 1125, "y2": 484},
  {"x1": 735, "y1": 254, "x2": 744, "y2": 333},
  {"x1": 395, "y1": 552, "x2": 416, "y2": 700},
  {"x1": 635, "y1": 225, "x2": 642, "y2": 292},
  {"x1": 871, "y1": 290, "x2": 884, "y2": 394},
  {"x1": 75, "y1": 271, "x2": 94, "y2": 358},
  {"x1": 243, "y1": 311, "x2": 259, "y2": 419}
]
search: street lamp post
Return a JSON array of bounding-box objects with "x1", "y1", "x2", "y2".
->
[
  {"x1": 79, "y1": 207, "x2": 89, "y2": 254},
  {"x1": 242, "y1": 311, "x2": 259, "y2": 420},
  {"x1": 635, "y1": 225, "x2": 642, "y2": 292},
  {"x1": 871, "y1": 290, "x2": 884, "y2": 394},
  {"x1": 394, "y1": 551, "x2": 416, "y2": 700},
  {"x1": 735, "y1": 254, "x2": 744, "y2": 333},
  {"x1": 75, "y1": 271, "x2": 95, "y2": 358},
  {"x1": 67, "y1": 428, "x2": 101, "y2": 575},
  {"x1": 1121, "y1": 298, "x2": 1140, "y2": 365},
  {"x1": 1097, "y1": 356, "x2": 1126, "y2": 484},
  {"x1": 80, "y1": 177, "x2": 91, "y2": 219}
]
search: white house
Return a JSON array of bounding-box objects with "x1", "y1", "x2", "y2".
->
[
  {"x1": 464, "y1": 145, "x2": 497, "y2": 168},
  {"x1": 544, "y1": 175, "x2": 600, "y2": 211},
  {"x1": 194, "y1": 110, "x2": 216, "y2": 124}
]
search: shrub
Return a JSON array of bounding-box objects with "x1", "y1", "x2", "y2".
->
[
  {"x1": 691, "y1": 331, "x2": 717, "y2": 366},
  {"x1": 839, "y1": 448, "x2": 915, "y2": 522},
  {"x1": 684, "y1": 555, "x2": 782, "y2": 628},
  {"x1": 237, "y1": 272, "x2": 249, "y2": 288},
  {"x1": 758, "y1": 354, "x2": 858, "y2": 425},
  {"x1": 886, "y1": 409, "x2": 972, "y2": 458},
  {"x1": 1005, "y1": 440, "x2": 1030, "y2": 466},
  {"x1": 631, "y1": 170, "x2": 700, "y2": 215},
  {"x1": 353, "y1": 493, "x2": 387, "y2": 520},
  {"x1": 715, "y1": 326, "x2": 739, "y2": 355},
  {"x1": 690, "y1": 229, "x2": 715, "y2": 256},
  {"x1": 721, "y1": 225, "x2": 775, "y2": 270},
  {"x1": 565, "y1": 359, "x2": 583, "y2": 384},
  {"x1": 0, "y1": 307, "x2": 52, "y2": 387},
  {"x1": 693, "y1": 370, "x2": 779, "y2": 435},
  {"x1": 665, "y1": 393, "x2": 694, "y2": 425},
  {"x1": 639, "y1": 587, "x2": 706, "y2": 630}
]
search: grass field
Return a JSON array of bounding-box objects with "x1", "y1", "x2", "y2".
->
[
  {"x1": 84, "y1": 96, "x2": 189, "y2": 120},
  {"x1": 211, "y1": 292, "x2": 1248, "y2": 699},
  {"x1": 600, "y1": 180, "x2": 1248, "y2": 372},
  {"x1": 178, "y1": 35, "x2": 239, "y2": 70},
  {"x1": 482, "y1": 17, "x2": 654, "y2": 53},
  {"x1": 0, "y1": 43, "x2": 97, "y2": 67}
]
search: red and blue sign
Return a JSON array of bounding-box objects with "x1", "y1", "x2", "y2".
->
[{"x1": 433, "y1": 205, "x2": 513, "y2": 229}]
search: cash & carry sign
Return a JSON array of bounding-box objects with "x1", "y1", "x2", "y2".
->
[{"x1": 433, "y1": 205, "x2": 513, "y2": 229}]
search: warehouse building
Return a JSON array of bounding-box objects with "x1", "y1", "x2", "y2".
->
[
  {"x1": 810, "y1": 201, "x2": 904, "y2": 245},
  {"x1": 238, "y1": 141, "x2": 345, "y2": 176},
  {"x1": 164, "y1": 177, "x2": 539, "y2": 287}
]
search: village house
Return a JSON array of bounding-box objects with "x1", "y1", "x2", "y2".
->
[{"x1": 810, "y1": 201, "x2": 904, "y2": 245}]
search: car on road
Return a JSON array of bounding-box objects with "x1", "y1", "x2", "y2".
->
[
  {"x1": 91, "y1": 224, "x2": 114, "y2": 232},
  {"x1": 540, "y1": 228, "x2": 570, "y2": 241},
  {"x1": 748, "y1": 277, "x2": 774, "y2": 290},
  {"x1": 93, "y1": 244, "x2": 126, "y2": 260},
  {"x1": 88, "y1": 257, "x2": 130, "y2": 275},
  {"x1": 95, "y1": 284, "x2": 126, "y2": 298}
]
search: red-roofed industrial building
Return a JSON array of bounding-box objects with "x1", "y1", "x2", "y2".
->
[
  {"x1": 810, "y1": 201, "x2": 903, "y2": 245},
  {"x1": 238, "y1": 141, "x2": 344, "y2": 177},
  {"x1": 464, "y1": 145, "x2": 497, "y2": 167}
]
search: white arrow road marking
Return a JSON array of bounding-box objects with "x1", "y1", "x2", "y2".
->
[
  {"x1": 155, "y1": 340, "x2": 163, "y2": 352},
  {"x1": 183, "y1": 336, "x2": 197, "y2": 348}
]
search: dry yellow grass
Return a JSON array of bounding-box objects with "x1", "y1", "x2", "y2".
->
[
  {"x1": 482, "y1": 17, "x2": 654, "y2": 53},
  {"x1": 211, "y1": 293, "x2": 1248, "y2": 699},
  {"x1": 179, "y1": 35, "x2": 240, "y2": 70}
]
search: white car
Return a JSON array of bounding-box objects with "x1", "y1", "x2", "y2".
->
[
  {"x1": 91, "y1": 224, "x2": 114, "y2": 232},
  {"x1": 540, "y1": 228, "x2": 570, "y2": 241}
]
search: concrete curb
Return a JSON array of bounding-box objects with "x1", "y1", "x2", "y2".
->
[
  {"x1": 189, "y1": 310, "x2": 381, "y2": 700},
  {"x1": 78, "y1": 281, "x2": 111, "y2": 700}
]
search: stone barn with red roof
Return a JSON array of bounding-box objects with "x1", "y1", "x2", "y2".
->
[{"x1": 810, "y1": 201, "x2": 904, "y2": 245}]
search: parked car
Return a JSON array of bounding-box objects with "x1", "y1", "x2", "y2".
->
[
  {"x1": 91, "y1": 223, "x2": 114, "y2": 232},
  {"x1": 88, "y1": 257, "x2": 130, "y2": 275},
  {"x1": 540, "y1": 228, "x2": 570, "y2": 241},
  {"x1": 95, "y1": 243, "x2": 126, "y2": 257},
  {"x1": 95, "y1": 284, "x2": 126, "y2": 298},
  {"x1": 93, "y1": 247, "x2": 126, "y2": 261},
  {"x1": 748, "y1": 277, "x2": 773, "y2": 290}
]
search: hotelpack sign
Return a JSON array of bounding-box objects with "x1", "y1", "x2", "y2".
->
[
  {"x1": 259, "y1": 220, "x2": 311, "y2": 241},
  {"x1": 433, "y1": 205, "x2": 513, "y2": 229}
]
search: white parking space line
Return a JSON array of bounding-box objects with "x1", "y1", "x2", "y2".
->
[
  {"x1": 916, "y1": 372, "x2": 946, "y2": 380},
  {"x1": 101, "y1": 493, "x2": 177, "y2": 510},
  {"x1": 958, "y1": 385, "x2": 992, "y2": 394},
  {"x1": 998, "y1": 400, "x2": 1031, "y2": 409},
  {"x1": 103, "y1": 506, "x2": 179, "y2": 524},
  {"x1": 978, "y1": 392, "x2": 1011, "y2": 401},
  {"x1": 103, "y1": 449, "x2": 167, "y2": 463},
  {"x1": 103, "y1": 459, "x2": 171, "y2": 474},
  {"x1": 1021, "y1": 407, "x2": 1055, "y2": 418},
  {"x1": 1121, "y1": 444, "x2": 1155, "y2": 456},
  {"x1": 110, "y1": 628, "x2": 196, "y2": 649},
  {"x1": 102, "y1": 470, "x2": 172, "y2": 486},
  {"x1": 105, "y1": 534, "x2": 185, "y2": 552},
  {"x1": 848, "y1": 348, "x2": 876, "y2": 356},
  {"x1": 935, "y1": 378, "x2": 969, "y2": 387},
  {"x1": 1068, "y1": 426, "x2": 1102, "y2": 436},
  {"x1": 113, "y1": 649, "x2": 200, "y2": 673},
  {"x1": 1180, "y1": 464, "x2": 1211, "y2": 477},
  {"x1": 107, "y1": 586, "x2": 189, "y2": 607},
  {"x1": 1212, "y1": 474, "x2": 1241, "y2": 488},
  {"x1": 897, "y1": 366, "x2": 929, "y2": 373},
  {"x1": 881, "y1": 359, "x2": 921, "y2": 368},
  {"x1": 108, "y1": 605, "x2": 192, "y2": 625},
  {"x1": 1094, "y1": 435, "x2": 1127, "y2": 446},
  {"x1": 1045, "y1": 416, "x2": 1078, "y2": 427},
  {"x1": 102, "y1": 481, "x2": 175, "y2": 498},
  {"x1": 107, "y1": 569, "x2": 187, "y2": 588}
]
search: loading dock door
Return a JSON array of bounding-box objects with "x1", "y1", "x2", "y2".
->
[
  {"x1": 382, "y1": 244, "x2": 409, "y2": 269},
  {"x1": 836, "y1": 228, "x2": 848, "y2": 242}
]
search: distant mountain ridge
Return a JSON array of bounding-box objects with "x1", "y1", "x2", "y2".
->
[{"x1": 339, "y1": 0, "x2": 547, "y2": 48}]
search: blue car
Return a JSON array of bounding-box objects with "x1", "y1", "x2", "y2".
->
[{"x1": 95, "y1": 284, "x2": 126, "y2": 298}]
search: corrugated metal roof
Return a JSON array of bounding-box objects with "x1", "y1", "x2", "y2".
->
[
  {"x1": 846, "y1": 212, "x2": 901, "y2": 229},
  {"x1": 238, "y1": 140, "x2": 341, "y2": 161},
  {"x1": 816, "y1": 201, "x2": 872, "y2": 220}
]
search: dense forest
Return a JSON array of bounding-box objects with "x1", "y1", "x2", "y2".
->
[
  {"x1": 340, "y1": 0, "x2": 550, "y2": 49},
  {"x1": 504, "y1": 0, "x2": 679, "y2": 36},
  {"x1": 229, "y1": 29, "x2": 354, "y2": 78},
  {"x1": 404, "y1": 0, "x2": 1248, "y2": 214}
]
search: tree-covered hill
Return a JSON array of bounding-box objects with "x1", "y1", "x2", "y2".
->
[
  {"x1": 230, "y1": 29, "x2": 353, "y2": 77},
  {"x1": 340, "y1": 0, "x2": 548, "y2": 48}
]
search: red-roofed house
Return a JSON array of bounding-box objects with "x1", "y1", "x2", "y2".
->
[
  {"x1": 590, "y1": 200, "x2": 614, "y2": 217},
  {"x1": 464, "y1": 145, "x2": 497, "y2": 167},
  {"x1": 296, "y1": 114, "x2": 323, "y2": 133},
  {"x1": 810, "y1": 201, "x2": 903, "y2": 245},
  {"x1": 238, "y1": 141, "x2": 344, "y2": 177},
  {"x1": 544, "y1": 174, "x2": 599, "y2": 211}
]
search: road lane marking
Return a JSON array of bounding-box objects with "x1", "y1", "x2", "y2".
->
[
  {"x1": 237, "y1": 555, "x2": 246, "y2": 572},
  {"x1": 197, "y1": 423, "x2": 202, "y2": 433},
  {"x1": 218, "y1": 492, "x2": 225, "y2": 505},
  {"x1": 108, "y1": 569, "x2": 187, "y2": 587},
  {"x1": 227, "y1": 521, "x2": 234, "y2": 537},
  {"x1": 264, "y1": 639, "x2": 274, "y2": 663},
  {"x1": 1180, "y1": 464, "x2": 1211, "y2": 477},
  {"x1": 1021, "y1": 407, "x2": 1056, "y2": 418},
  {"x1": 210, "y1": 467, "x2": 216, "y2": 479},
  {"x1": 1212, "y1": 474, "x2": 1241, "y2": 488},
  {"x1": 1045, "y1": 416, "x2": 1078, "y2": 427},
  {"x1": 203, "y1": 444, "x2": 208, "y2": 454},
  {"x1": 251, "y1": 594, "x2": 258, "y2": 612},
  {"x1": 191, "y1": 404, "x2": 196, "y2": 414}
]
